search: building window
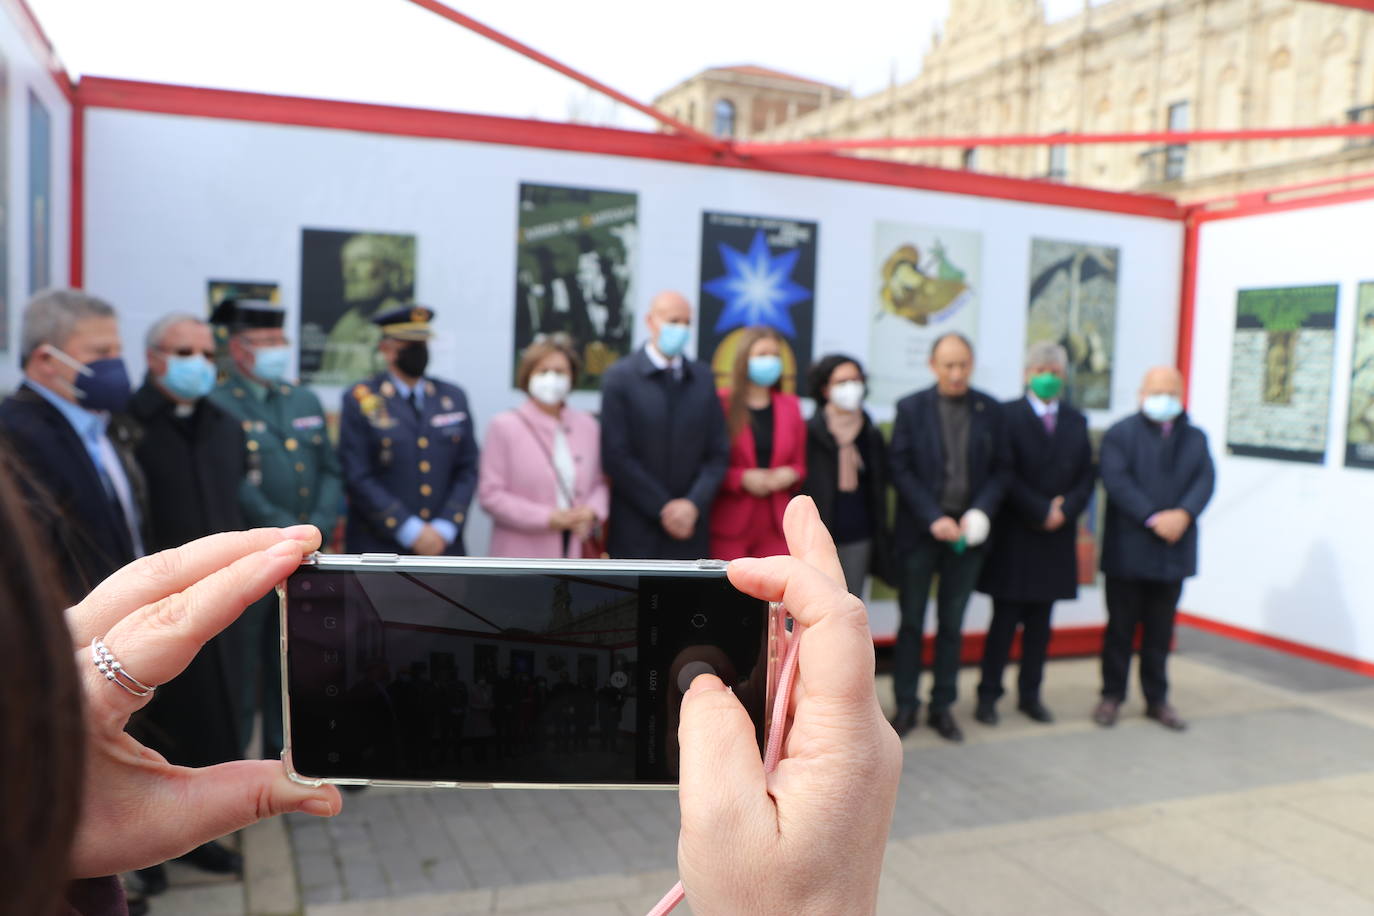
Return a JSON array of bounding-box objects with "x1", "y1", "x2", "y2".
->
[
  {"x1": 1165, "y1": 101, "x2": 1189, "y2": 180},
  {"x1": 687, "y1": 100, "x2": 696, "y2": 126},
  {"x1": 713, "y1": 98, "x2": 736, "y2": 138},
  {"x1": 1047, "y1": 141, "x2": 1067, "y2": 181},
  {"x1": 1347, "y1": 104, "x2": 1374, "y2": 148},
  {"x1": 962, "y1": 147, "x2": 978, "y2": 170}
]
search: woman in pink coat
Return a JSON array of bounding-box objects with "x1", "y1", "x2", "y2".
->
[{"x1": 479, "y1": 337, "x2": 610, "y2": 558}]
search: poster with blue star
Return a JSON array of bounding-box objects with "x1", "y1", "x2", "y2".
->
[{"x1": 698, "y1": 211, "x2": 817, "y2": 392}]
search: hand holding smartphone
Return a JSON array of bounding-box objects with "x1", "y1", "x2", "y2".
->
[{"x1": 280, "y1": 555, "x2": 783, "y2": 789}]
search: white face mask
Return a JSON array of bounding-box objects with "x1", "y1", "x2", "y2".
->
[
  {"x1": 828, "y1": 379, "x2": 865, "y2": 412},
  {"x1": 529, "y1": 370, "x2": 571, "y2": 406}
]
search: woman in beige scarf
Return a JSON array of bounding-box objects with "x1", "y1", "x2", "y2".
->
[{"x1": 801, "y1": 355, "x2": 894, "y2": 598}]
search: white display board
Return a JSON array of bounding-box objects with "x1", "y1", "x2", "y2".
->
[
  {"x1": 77, "y1": 104, "x2": 1184, "y2": 638},
  {"x1": 1189, "y1": 196, "x2": 1374, "y2": 665},
  {"x1": 0, "y1": 0, "x2": 72, "y2": 365}
]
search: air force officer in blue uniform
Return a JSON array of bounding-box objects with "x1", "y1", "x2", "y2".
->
[{"x1": 339, "y1": 306, "x2": 479, "y2": 555}]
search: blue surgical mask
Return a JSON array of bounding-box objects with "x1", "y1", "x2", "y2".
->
[
  {"x1": 251, "y1": 345, "x2": 291, "y2": 383},
  {"x1": 1142, "y1": 393, "x2": 1183, "y2": 423},
  {"x1": 748, "y1": 354, "x2": 783, "y2": 388},
  {"x1": 656, "y1": 322, "x2": 690, "y2": 358},
  {"x1": 161, "y1": 355, "x2": 217, "y2": 401},
  {"x1": 44, "y1": 345, "x2": 132, "y2": 413}
]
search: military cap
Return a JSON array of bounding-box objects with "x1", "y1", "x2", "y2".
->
[
  {"x1": 210, "y1": 298, "x2": 286, "y2": 330},
  {"x1": 372, "y1": 304, "x2": 435, "y2": 341}
]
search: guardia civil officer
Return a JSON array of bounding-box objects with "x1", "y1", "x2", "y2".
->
[
  {"x1": 338, "y1": 305, "x2": 479, "y2": 555},
  {"x1": 209, "y1": 298, "x2": 343, "y2": 761}
]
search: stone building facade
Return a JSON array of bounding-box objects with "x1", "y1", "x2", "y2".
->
[
  {"x1": 657, "y1": 0, "x2": 1374, "y2": 202},
  {"x1": 653, "y1": 65, "x2": 848, "y2": 142}
]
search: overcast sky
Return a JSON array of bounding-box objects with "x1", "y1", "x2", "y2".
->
[{"x1": 27, "y1": 0, "x2": 1090, "y2": 129}]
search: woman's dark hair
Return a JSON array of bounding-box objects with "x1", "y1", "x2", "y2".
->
[
  {"x1": 726, "y1": 325, "x2": 785, "y2": 438},
  {"x1": 0, "y1": 446, "x2": 84, "y2": 913},
  {"x1": 807, "y1": 353, "x2": 866, "y2": 406}
]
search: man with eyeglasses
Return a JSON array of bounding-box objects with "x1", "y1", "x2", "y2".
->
[
  {"x1": 209, "y1": 298, "x2": 342, "y2": 765},
  {"x1": 123, "y1": 310, "x2": 249, "y2": 891}
]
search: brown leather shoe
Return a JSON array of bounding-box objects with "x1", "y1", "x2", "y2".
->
[
  {"x1": 1146, "y1": 703, "x2": 1188, "y2": 731},
  {"x1": 1092, "y1": 698, "x2": 1120, "y2": 727}
]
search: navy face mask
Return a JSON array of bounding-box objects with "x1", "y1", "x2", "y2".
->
[{"x1": 45, "y1": 345, "x2": 133, "y2": 413}]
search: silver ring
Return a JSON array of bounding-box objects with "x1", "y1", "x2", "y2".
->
[{"x1": 91, "y1": 637, "x2": 155, "y2": 698}]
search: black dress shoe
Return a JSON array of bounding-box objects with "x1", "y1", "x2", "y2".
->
[
  {"x1": 1146, "y1": 703, "x2": 1188, "y2": 731},
  {"x1": 1017, "y1": 699, "x2": 1054, "y2": 723},
  {"x1": 889, "y1": 706, "x2": 919, "y2": 738},
  {"x1": 927, "y1": 709, "x2": 964, "y2": 743},
  {"x1": 133, "y1": 864, "x2": 167, "y2": 896},
  {"x1": 974, "y1": 700, "x2": 998, "y2": 725},
  {"x1": 176, "y1": 840, "x2": 243, "y2": 875}
]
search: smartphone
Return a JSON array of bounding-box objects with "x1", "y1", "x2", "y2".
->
[{"x1": 280, "y1": 554, "x2": 782, "y2": 789}]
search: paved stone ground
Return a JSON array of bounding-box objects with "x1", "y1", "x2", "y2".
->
[{"x1": 146, "y1": 624, "x2": 1374, "y2": 915}]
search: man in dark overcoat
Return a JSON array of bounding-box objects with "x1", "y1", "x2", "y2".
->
[
  {"x1": 1094, "y1": 366, "x2": 1215, "y2": 732},
  {"x1": 599, "y1": 290, "x2": 730, "y2": 560},
  {"x1": 975, "y1": 341, "x2": 1096, "y2": 726}
]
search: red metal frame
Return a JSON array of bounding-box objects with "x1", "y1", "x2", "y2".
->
[
  {"x1": 873, "y1": 624, "x2": 1105, "y2": 662},
  {"x1": 74, "y1": 77, "x2": 1184, "y2": 220},
  {"x1": 736, "y1": 123, "x2": 1374, "y2": 157},
  {"x1": 402, "y1": 0, "x2": 724, "y2": 151},
  {"x1": 1178, "y1": 612, "x2": 1374, "y2": 678},
  {"x1": 69, "y1": 99, "x2": 82, "y2": 287},
  {"x1": 2, "y1": 0, "x2": 73, "y2": 102}
]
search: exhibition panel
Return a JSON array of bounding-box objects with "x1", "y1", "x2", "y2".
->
[
  {"x1": 74, "y1": 84, "x2": 1186, "y2": 639},
  {"x1": 1187, "y1": 193, "x2": 1374, "y2": 668}
]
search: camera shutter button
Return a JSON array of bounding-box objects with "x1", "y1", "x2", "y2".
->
[{"x1": 678, "y1": 660, "x2": 717, "y2": 693}]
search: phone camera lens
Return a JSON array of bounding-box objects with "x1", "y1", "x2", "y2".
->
[{"x1": 691, "y1": 613, "x2": 707, "y2": 629}]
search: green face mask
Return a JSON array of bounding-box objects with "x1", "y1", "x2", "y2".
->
[{"x1": 1029, "y1": 372, "x2": 1063, "y2": 401}]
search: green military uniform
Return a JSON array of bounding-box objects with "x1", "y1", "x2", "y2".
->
[{"x1": 209, "y1": 298, "x2": 344, "y2": 760}]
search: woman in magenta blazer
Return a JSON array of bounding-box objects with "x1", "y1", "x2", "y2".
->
[
  {"x1": 479, "y1": 338, "x2": 609, "y2": 558},
  {"x1": 709, "y1": 326, "x2": 806, "y2": 560}
]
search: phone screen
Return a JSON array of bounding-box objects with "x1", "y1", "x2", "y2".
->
[{"x1": 283, "y1": 564, "x2": 769, "y2": 786}]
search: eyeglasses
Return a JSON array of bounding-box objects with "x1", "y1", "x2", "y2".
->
[{"x1": 162, "y1": 347, "x2": 216, "y2": 360}]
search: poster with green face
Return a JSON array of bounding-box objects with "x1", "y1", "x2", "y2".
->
[
  {"x1": 1226, "y1": 284, "x2": 1339, "y2": 464},
  {"x1": 1345, "y1": 282, "x2": 1374, "y2": 469},
  {"x1": 1026, "y1": 239, "x2": 1119, "y2": 411},
  {"x1": 513, "y1": 183, "x2": 637, "y2": 391}
]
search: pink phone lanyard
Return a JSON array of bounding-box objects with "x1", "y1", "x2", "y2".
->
[{"x1": 645, "y1": 617, "x2": 806, "y2": 916}]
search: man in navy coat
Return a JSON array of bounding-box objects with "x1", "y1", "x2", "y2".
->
[
  {"x1": 975, "y1": 341, "x2": 1096, "y2": 726},
  {"x1": 339, "y1": 306, "x2": 479, "y2": 555},
  {"x1": 1094, "y1": 366, "x2": 1214, "y2": 731},
  {"x1": 889, "y1": 332, "x2": 1010, "y2": 742},
  {"x1": 599, "y1": 290, "x2": 730, "y2": 560}
]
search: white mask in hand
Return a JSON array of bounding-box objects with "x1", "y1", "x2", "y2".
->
[
  {"x1": 529, "y1": 370, "x2": 571, "y2": 407},
  {"x1": 960, "y1": 508, "x2": 990, "y2": 547}
]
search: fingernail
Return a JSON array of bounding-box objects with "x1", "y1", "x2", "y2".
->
[
  {"x1": 282, "y1": 524, "x2": 317, "y2": 540},
  {"x1": 268, "y1": 540, "x2": 303, "y2": 559},
  {"x1": 687, "y1": 673, "x2": 725, "y2": 695},
  {"x1": 298, "y1": 798, "x2": 335, "y2": 817}
]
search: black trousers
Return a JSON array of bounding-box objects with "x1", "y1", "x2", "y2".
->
[
  {"x1": 977, "y1": 599, "x2": 1053, "y2": 704},
  {"x1": 894, "y1": 538, "x2": 985, "y2": 712},
  {"x1": 1100, "y1": 575, "x2": 1183, "y2": 706}
]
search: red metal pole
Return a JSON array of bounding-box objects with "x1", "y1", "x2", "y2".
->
[
  {"x1": 735, "y1": 123, "x2": 1374, "y2": 156},
  {"x1": 401, "y1": 0, "x2": 726, "y2": 150}
]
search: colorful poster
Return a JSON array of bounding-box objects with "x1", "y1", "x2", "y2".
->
[
  {"x1": 1346, "y1": 283, "x2": 1374, "y2": 469},
  {"x1": 514, "y1": 183, "x2": 637, "y2": 390},
  {"x1": 299, "y1": 229, "x2": 416, "y2": 387},
  {"x1": 867, "y1": 222, "x2": 981, "y2": 405},
  {"x1": 1026, "y1": 239, "x2": 1119, "y2": 410},
  {"x1": 207, "y1": 279, "x2": 281, "y2": 379},
  {"x1": 27, "y1": 90, "x2": 49, "y2": 296},
  {"x1": 698, "y1": 211, "x2": 817, "y2": 393},
  {"x1": 1226, "y1": 284, "x2": 1338, "y2": 464}
]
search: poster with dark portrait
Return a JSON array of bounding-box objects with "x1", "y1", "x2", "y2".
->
[
  {"x1": 1226, "y1": 284, "x2": 1338, "y2": 464},
  {"x1": 514, "y1": 183, "x2": 638, "y2": 390},
  {"x1": 27, "y1": 90, "x2": 48, "y2": 296},
  {"x1": 299, "y1": 229, "x2": 416, "y2": 387},
  {"x1": 1346, "y1": 283, "x2": 1374, "y2": 469},
  {"x1": 1026, "y1": 238, "x2": 1119, "y2": 410},
  {"x1": 697, "y1": 211, "x2": 817, "y2": 393},
  {"x1": 207, "y1": 279, "x2": 281, "y2": 380}
]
